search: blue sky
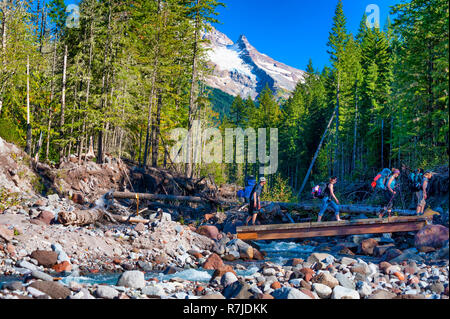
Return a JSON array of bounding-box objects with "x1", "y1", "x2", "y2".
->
[{"x1": 64, "y1": 0, "x2": 402, "y2": 71}]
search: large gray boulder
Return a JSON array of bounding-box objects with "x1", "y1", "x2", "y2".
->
[{"x1": 117, "y1": 271, "x2": 146, "y2": 289}]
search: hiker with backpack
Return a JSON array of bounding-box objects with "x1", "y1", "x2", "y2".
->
[
  {"x1": 314, "y1": 176, "x2": 341, "y2": 222},
  {"x1": 416, "y1": 171, "x2": 433, "y2": 215},
  {"x1": 371, "y1": 168, "x2": 392, "y2": 191},
  {"x1": 379, "y1": 169, "x2": 401, "y2": 218},
  {"x1": 245, "y1": 177, "x2": 267, "y2": 226}
]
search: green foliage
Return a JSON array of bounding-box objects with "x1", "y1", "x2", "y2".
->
[
  {"x1": 261, "y1": 174, "x2": 296, "y2": 203},
  {"x1": 0, "y1": 188, "x2": 21, "y2": 212}
]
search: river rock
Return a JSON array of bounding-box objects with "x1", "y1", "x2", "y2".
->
[
  {"x1": 331, "y1": 285, "x2": 360, "y2": 299},
  {"x1": 359, "y1": 238, "x2": 378, "y2": 255},
  {"x1": 390, "y1": 252, "x2": 424, "y2": 264},
  {"x1": 34, "y1": 211, "x2": 55, "y2": 225},
  {"x1": 202, "y1": 253, "x2": 224, "y2": 270},
  {"x1": 351, "y1": 263, "x2": 371, "y2": 276},
  {"x1": 117, "y1": 271, "x2": 146, "y2": 289},
  {"x1": 429, "y1": 282, "x2": 445, "y2": 294},
  {"x1": 356, "y1": 281, "x2": 372, "y2": 298},
  {"x1": 381, "y1": 248, "x2": 403, "y2": 261},
  {"x1": 223, "y1": 281, "x2": 253, "y2": 299},
  {"x1": 0, "y1": 225, "x2": 14, "y2": 242},
  {"x1": 30, "y1": 250, "x2": 58, "y2": 268},
  {"x1": 311, "y1": 272, "x2": 339, "y2": 289},
  {"x1": 335, "y1": 272, "x2": 356, "y2": 289},
  {"x1": 312, "y1": 283, "x2": 332, "y2": 299},
  {"x1": 31, "y1": 270, "x2": 54, "y2": 281},
  {"x1": 340, "y1": 257, "x2": 357, "y2": 266},
  {"x1": 272, "y1": 287, "x2": 312, "y2": 299},
  {"x1": 307, "y1": 253, "x2": 335, "y2": 265},
  {"x1": 96, "y1": 286, "x2": 119, "y2": 299},
  {"x1": 368, "y1": 289, "x2": 397, "y2": 299},
  {"x1": 142, "y1": 285, "x2": 166, "y2": 298},
  {"x1": 17, "y1": 260, "x2": 38, "y2": 271},
  {"x1": 221, "y1": 272, "x2": 238, "y2": 287},
  {"x1": 29, "y1": 281, "x2": 71, "y2": 299},
  {"x1": 196, "y1": 225, "x2": 221, "y2": 241},
  {"x1": 374, "y1": 244, "x2": 396, "y2": 257},
  {"x1": 4, "y1": 281, "x2": 24, "y2": 291},
  {"x1": 415, "y1": 225, "x2": 449, "y2": 250}
]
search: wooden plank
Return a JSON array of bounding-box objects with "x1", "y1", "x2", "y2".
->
[
  {"x1": 236, "y1": 217, "x2": 430, "y2": 241},
  {"x1": 239, "y1": 216, "x2": 429, "y2": 232}
]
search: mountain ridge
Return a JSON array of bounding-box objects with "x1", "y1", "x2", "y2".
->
[{"x1": 202, "y1": 27, "x2": 306, "y2": 101}]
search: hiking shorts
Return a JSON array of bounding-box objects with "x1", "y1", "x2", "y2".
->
[
  {"x1": 383, "y1": 190, "x2": 396, "y2": 210},
  {"x1": 248, "y1": 201, "x2": 258, "y2": 215},
  {"x1": 416, "y1": 191, "x2": 426, "y2": 208}
]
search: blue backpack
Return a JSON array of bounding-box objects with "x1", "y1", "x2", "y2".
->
[{"x1": 244, "y1": 178, "x2": 257, "y2": 201}]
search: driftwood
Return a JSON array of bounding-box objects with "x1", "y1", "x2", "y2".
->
[
  {"x1": 109, "y1": 191, "x2": 237, "y2": 206},
  {"x1": 58, "y1": 209, "x2": 150, "y2": 226}
]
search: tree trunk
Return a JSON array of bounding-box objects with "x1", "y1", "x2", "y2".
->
[
  {"x1": 186, "y1": 0, "x2": 201, "y2": 178},
  {"x1": 297, "y1": 106, "x2": 338, "y2": 197},
  {"x1": 25, "y1": 56, "x2": 32, "y2": 154},
  {"x1": 152, "y1": 91, "x2": 162, "y2": 167},
  {"x1": 59, "y1": 44, "x2": 68, "y2": 161}
]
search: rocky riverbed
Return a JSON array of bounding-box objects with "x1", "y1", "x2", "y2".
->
[{"x1": 1, "y1": 191, "x2": 449, "y2": 299}]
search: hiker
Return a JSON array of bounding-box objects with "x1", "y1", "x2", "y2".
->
[
  {"x1": 416, "y1": 171, "x2": 433, "y2": 215},
  {"x1": 371, "y1": 168, "x2": 392, "y2": 191},
  {"x1": 317, "y1": 176, "x2": 341, "y2": 222},
  {"x1": 245, "y1": 177, "x2": 266, "y2": 226},
  {"x1": 379, "y1": 169, "x2": 401, "y2": 218}
]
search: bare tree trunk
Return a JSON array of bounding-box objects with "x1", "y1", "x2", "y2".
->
[
  {"x1": 25, "y1": 56, "x2": 32, "y2": 154},
  {"x1": 152, "y1": 91, "x2": 162, "y2": 167},
  {"x1": 59, "y1": 44, "x2": 68, "y2": 161},
  {"x1": 46, "y1": 40, "x2": 57, "y2": 161},
  {"x1": 298, "y1": 106, "x2": 338, "y2": 197},
  {"x1": 0, "y1": 0, "x2": 7, "y2": 115},
  {"x1": 381, "y1": 118, "x2": 384, "y2": 168},
  {"x1": 352, "y1": 80, "x2": 358, "y2": 173},
  {"x1": 186, "y1": 0, "x2": 201, "y2": 178}
]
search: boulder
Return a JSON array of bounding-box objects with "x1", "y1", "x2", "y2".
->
[
  {"x1": 52, "y1": 261, "x2": 72, "y2": 272},
  {"x1": 312, "y1": 283, "x2": 332, "y2": 299},
  {"x1": 116, "y1": 271, "x2": 146, "y2": 289},
  {"x1": 30, "y1": 250, "x2": 58, "y2": 268},
  {"x1": 299, "y1": 268, "x2": 315, "y2": 282},
  {"x1": 202, "y1": 253, "x2": 225, "y2": 270},
  {"x1": 358, "y1": 238, "x2": 378, "y2": 255},
  {"x1": 29, "y1": 281, "x2": 71, "y2": 299},
  {"x1": 222, "y1": 281, "x2": 253, "y2": 299},
  {"x1": 0, "y1": 225, "x2": 14, "y2": 242},
  {"x1": 197, "y1": 225, "x2": 221, "y2": 241},
  {"x1": 335, "y1": 272, "x2": 356, "y2": 290},
  {"x1": 31, "y1": 270, "x2": 54, "y2": 282},
  {"x1": 95, "y1": 286, "x2": 119, "y2": 299},
  {"x1": 414, "y1": 225, "x2": 449, "y2": 250},
  {"x1": 373, "y1": 244, "x2": 396, "y2": 257},
  {"x1": 368, "y1": 289, "x2": 397, "y2": 299},
  {"x1": 331, "y1": 285, "x2": 360, "y2": 299},
  {"x1": 381, "y1": 248, "x2": 403, "y2": 262},
  {"x1": 34, "y1": 211, "x2": 55, "y2": 225},
  {"x1": 311, "y1": 272, "x2": 339, "y2": 289},
  {"x1": 220, "y1": 272, "x2": 238, "y2": 287},
  {"x1": 212, "y1": 265, "x2": 236, "y2": 279},
  {"x1": 307, "y1": 253, "x2": 335, "y2": 265},
  {"x1": 142, "y1": 285, "x2": 166, "y2": 298},
  {"x1": 271, "y1": 287, "x2": 312, "y2": 299}
]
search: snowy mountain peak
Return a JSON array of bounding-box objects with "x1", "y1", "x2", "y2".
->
[{"x1": 203, "y1": 27, "x2": 306, "y2": 100}]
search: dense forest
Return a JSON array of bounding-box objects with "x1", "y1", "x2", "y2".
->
[{"x1": 0, "y1": 0, "x2": 448, "y2": 197}]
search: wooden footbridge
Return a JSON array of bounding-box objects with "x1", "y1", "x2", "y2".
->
[{"x1": 236, "y1": 215, "x2": 432, "y2": 241}]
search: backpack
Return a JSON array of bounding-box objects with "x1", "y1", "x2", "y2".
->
[
  {"x1": 312, "y1": 183, "x2": 327, "y2": 199},
  {"x1": 409, "y1": 172, "x2": 423, "y2": 192},
  {"x1": 371, "y1": 169, "x2": 391, "y2": 190},
  {"x1": 244, "y1": 178, "x2": 257, "y2": 200}
]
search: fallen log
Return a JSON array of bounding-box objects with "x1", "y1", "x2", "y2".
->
[
  {"x1": 273, "y1": 202, "x2": 417, "y2": 216},
  {"x1": 109, "y1": 191, "x2": 237, "y2": 206},
  {"x1": 58, "y1": 209, "x2": 150, "y2": 226},
  {"x1": 58, "y1": 209, "x2": 105, "y2": 226}
]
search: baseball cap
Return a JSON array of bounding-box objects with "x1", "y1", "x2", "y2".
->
[{"x1": 260, "y1": 177, "x2": 266, "y2": 182}]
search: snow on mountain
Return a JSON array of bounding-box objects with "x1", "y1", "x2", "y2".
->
[{"x1": 202, "y1": 27, "x2": 306, "y2": 100}]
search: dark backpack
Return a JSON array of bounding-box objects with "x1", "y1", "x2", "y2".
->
[
  {"x1": 409, "y1": 172, "x2": 423, "y2": 192},
  {"x1": 312, "y1": 183, "x2": 327, "y2": 199}
]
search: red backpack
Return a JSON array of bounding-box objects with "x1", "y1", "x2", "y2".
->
[{"x1": 371, "y1": 174, "x2": 382, "y2": 189}]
